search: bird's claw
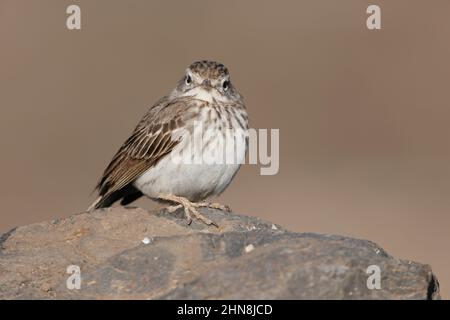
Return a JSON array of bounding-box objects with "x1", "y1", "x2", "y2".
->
[{"x1": 162, "y1": 195, "x2": 220, "y2": 227}]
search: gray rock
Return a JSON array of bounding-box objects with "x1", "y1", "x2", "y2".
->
[{"x1": 0, "y1": 207, "x2": 440, "y2": 299}]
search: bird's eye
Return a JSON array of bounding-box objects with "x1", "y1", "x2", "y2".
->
[
  {"x1": 222, "y1": 80, "x2": 230, "y2": 91},
  {"x1": 185, "y1": 75, "x2": 192, "y2": 85}
]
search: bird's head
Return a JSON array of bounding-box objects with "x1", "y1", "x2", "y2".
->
[{"x1": 173, "y1": 60, "x2": 242, "y2": 103}]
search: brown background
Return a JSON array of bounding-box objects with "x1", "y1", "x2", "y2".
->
[{"x1": 1, "y1": 0, "x2": 449, "y2": 298}]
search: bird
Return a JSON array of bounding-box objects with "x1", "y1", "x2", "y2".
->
[{"x1": 87, "y1": 60, "x2": 249, "y2": 227}]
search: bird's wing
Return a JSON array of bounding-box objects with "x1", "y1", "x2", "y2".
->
[{"x1": 91, "y1": 97, "x2": 194, "y2": 208}]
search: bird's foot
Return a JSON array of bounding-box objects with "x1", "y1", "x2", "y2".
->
[
  {"x1": 159, "y1": 194, "x2": 219, "y2": 227},
  {"x1": 166, "y1": 204, "x2": 182, "y2": 213},
  {"x1": 196, "y1": 202, "x2": 231, "y2": 213}
]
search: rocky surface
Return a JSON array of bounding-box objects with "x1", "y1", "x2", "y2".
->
[{"x1": 0, "y1": 207, "x2": 440, "y2": 299}]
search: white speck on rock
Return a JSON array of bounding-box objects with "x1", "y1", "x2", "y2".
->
[
  {"x1": 245, "y1": 244, "x2": 255, "y2": 253},
  {"x1": 271, "y1": 224, "x2": 278, "y2": 230},
  {"x1": 142, "y1": 237, "x2": 152, "y2": 245}
]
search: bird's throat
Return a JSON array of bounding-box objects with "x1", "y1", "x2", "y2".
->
[{"x1": 188, "y1": 87, "x2": 225, "y2": 103}]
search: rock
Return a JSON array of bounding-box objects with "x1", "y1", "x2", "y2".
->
[{"x1": 0, "y1": 207, "x2": 440, "y2": 299}]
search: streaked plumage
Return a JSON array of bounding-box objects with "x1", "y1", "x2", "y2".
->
[{"x1": 88, "y1": 61, "x2": 248, "y2": 226}]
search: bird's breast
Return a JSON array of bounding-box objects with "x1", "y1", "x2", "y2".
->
[{"x1": 134, "y1": 102, "x2": 248, "y2": 201}]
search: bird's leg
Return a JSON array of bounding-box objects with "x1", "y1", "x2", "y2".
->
[
  {"x1": 195, "y1": 202, "x2": 231, "y2": 213},
  {"x1": 158, "y1": 194, "x2": 218, "y2": 227}
]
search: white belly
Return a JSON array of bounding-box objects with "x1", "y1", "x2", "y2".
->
[{"x1": 134, "y1": 124, "x2": 247, "y2": 201}]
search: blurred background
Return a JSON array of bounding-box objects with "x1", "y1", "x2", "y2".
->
[{"x1": 1, "y1": 0, "x2": 449, "y2": 298}]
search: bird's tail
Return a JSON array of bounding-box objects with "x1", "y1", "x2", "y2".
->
[
  {"x1": 86, "y1": 185, "x2": 143, "y2": 212},
  {"x1": 86, "y1": 196, "x2": 103, "y2": 212}
]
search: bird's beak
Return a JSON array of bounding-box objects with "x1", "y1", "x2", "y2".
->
[{"x1": 201, "y1": 79, "x2": 212, "y2": 91}]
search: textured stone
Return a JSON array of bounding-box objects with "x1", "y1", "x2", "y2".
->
[{"x1": 0, "y1": 207, "x2": 440, "y2": 299}]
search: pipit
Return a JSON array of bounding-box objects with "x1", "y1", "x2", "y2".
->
[{"x1": 88, "y1": 60, "x2": 249, "y2": 227}]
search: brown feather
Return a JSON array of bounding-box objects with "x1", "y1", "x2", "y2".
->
[{"x1": 89, "y1": 97, "x2": 199, "y2": 210}]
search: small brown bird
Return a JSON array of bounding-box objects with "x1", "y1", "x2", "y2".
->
[{"x1": 88, "y1": 60, "x2": 249, "y2": 226}]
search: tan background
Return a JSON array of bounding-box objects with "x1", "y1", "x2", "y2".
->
[{"x1": 1, "y1": 0, "x2": 449, "y2": 298}]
